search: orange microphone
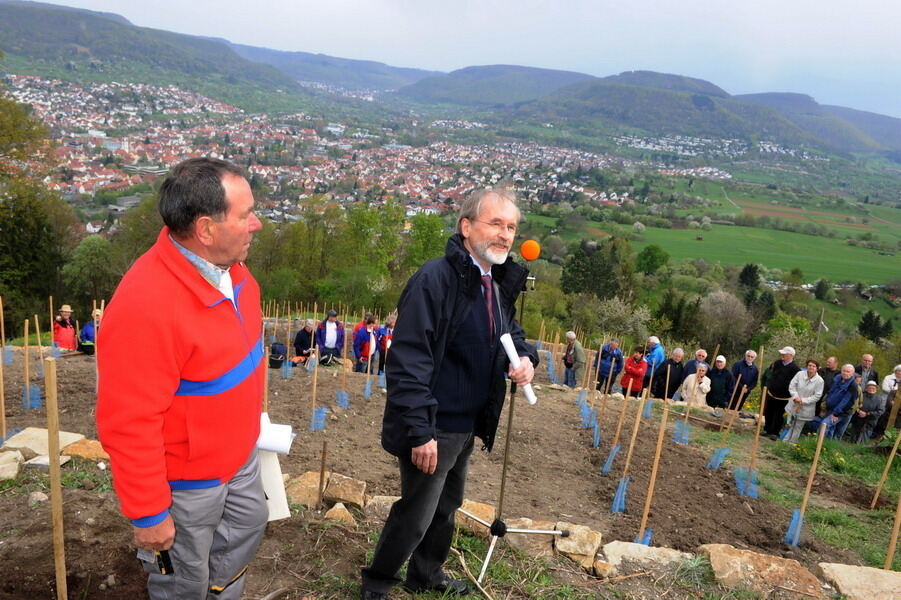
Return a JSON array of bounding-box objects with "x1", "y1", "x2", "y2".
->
[{"x1": 519, "y1": 240, "x2": 541, "y2": 262}]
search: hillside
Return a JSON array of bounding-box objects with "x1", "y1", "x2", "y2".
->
[
  {"x1": 510, "y1": 79, "x2": 816, "y2": 145},
  {"x1": 229, "y1": 43, "x2": 440, "y2": 90},
  {"x1": 823, "y1": 104, "x2": 901, "y2": 155},
  {"x1": 0, "y1": 0, "x2": 316, "y2": 112},
  {"x1": 603, "y1": 70, "x2": 730, "y2": 98},
  {"x1": 735, "y1": 92, "x2": 884, "y2": 152},
  {"x1": 395, "y1": 64, "x2": 597, "y2": 106}
]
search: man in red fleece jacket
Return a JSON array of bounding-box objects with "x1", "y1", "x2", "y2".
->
[{"x1": 97, "y1": 157, "x2": 266, "y2": 600}]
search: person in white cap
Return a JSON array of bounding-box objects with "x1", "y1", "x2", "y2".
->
[
  {"x1": 763, "y1": 346, "x2": 800, "y2": 440},
  {"x1": 706, "y1": 355, "x2": 735, "y2": 415}
]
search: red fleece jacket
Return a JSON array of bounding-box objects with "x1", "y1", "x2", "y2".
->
[{"x1": 96, "y1": 228, "x2": 264, "y2": 522}]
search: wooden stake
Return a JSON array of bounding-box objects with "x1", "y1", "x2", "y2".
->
[
  {"x1": 311, "y1": 338, "x2": 319, "y2": 414},
  {"x1": 0, "y1": 295, "x2": 6, "y2": 348},
  {"x1": 597, "y1": 359, "x2": 615, "y2": 427},
  {"x1": 747, "y1": 386, "x2": 768, "y2": 474},
  {"x1": 886, "y1": 488, "x2": 901, "y2": 570},
  {"x1": 33, "y1": 315, "x2": 45, "y2": 362},
  {"x1": 610, "y1": 377, "x2": 633, "y2": 446},
  {"x1": 43, "y1": 357, "x2": 68, "y2": 600},
  {"x1": 637, "y1": 403, "x2": 669, "y2": 540},
  {"x1": 662, "y1": 365, "x2": 672, "y2": 402},
  {"x1": 48, "y1": 296, "x2": 53, "y2": 345},
  {"x1": 721, "y1": 374, "x2": 743, "y2": 432},
  {"x1": 316, "y1": 440, "x2": 328, "y2": 510},
  {"x1": 620, "y1": 395, "x2": 646, "y2": 477},
  {"x1": 799, "y1": 421, "x2": 828, "y2": 519},
  {"x1": 0, "y1": 297, "x2": 5, "y2": 440},
  {"x1": 871, "y1": 431, "x2": 901, "y2": 509}
]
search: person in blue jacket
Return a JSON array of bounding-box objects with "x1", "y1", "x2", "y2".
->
[
  {"x1": 730, "y1": 349, "x2": 760, "y2": 413},
  {"x1": 593, "y1": 338, "x2": 624, "y2": 393},
  {"x1": 811, "y1": 364, "x2": 860, "y2": 439},
  {"x1": 644, "y1": 335, "x2": 665, "y2": 388}
]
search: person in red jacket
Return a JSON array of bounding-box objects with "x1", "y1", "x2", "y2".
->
[
  {"x1": 96, "y1": 158, "x2": 266, "y2": 600},
  {"x1": 52, "y1": 304, "x2": 77, "y2": 350},
  {"x1": 622, "y1": 346, "x2": 648, "y2": 398}
]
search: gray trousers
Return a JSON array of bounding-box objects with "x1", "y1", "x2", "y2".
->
[
  {"x1": 141, "y1": 450, "x2": 268, "y2": 600},
  {"x1": 361, "y1": 431, "x2": 474, "y2": 594}
]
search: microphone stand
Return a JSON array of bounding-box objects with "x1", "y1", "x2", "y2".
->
[{"x1": 456, "y1": 273, "x2": 568, "y2": 583}]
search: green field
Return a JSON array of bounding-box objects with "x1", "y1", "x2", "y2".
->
[{"x1": 631, "y1": 225, "x2": 901, "y2": 283}]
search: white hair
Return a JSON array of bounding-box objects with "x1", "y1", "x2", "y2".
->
[{"x1": 566, "y1": 331, "x2": 576, "y2": 340}]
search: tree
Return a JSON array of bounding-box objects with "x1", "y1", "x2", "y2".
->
[
  {"x1": 62, "y1": 235, "x2": 118, "y2": 306},
  {"x1": 561, "y1": 237, "x2": 633, "y2": 300},
  {"x1": 738, "y1": 263, "x2": 760, "y2": 289},
  {"x1": 858, "y1": 310, "x2": 893, "y2": 342},
  {"x1": 813, "y1": 278, "x2": 831, "y2": 301},
  {"x1": 636, "y1": 244, "x2": 669, "y2": 275},
  {"x1": 696, "y1": 291, "x2": 751, "y2": 355},
  {"x1": 403, "y1": 214, "x2": 446, "y2": 271},
  {"x1": 595, "y1": 297, "x2": 651, "y2": 342}
]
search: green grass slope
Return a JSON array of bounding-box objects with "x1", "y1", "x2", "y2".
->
[{"x1": 395, "y1": 64, "x2": 597, "y2": 107}]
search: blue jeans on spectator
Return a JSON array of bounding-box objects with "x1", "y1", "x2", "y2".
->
[
  {"x1": 564, "y1": 367, "x2": 577, "y2": 388},
  {"x1": 834, "y1": 412, "x2": 854, "y2": 440}
]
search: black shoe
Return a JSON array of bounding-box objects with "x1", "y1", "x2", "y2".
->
[
  {"x1": 404, "y1": 577, "x2": 470, "y2": 596},
  {"x1": 361, "y1": 590, "x2": 386, "y2": 600},
  {"x1": 767, "y1": 433, "x2": 779, "y2": 441}
]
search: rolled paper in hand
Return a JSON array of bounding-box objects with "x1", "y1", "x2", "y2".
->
[{"x1": 499, "y1": 333, "x2": 538, "y2": 404}]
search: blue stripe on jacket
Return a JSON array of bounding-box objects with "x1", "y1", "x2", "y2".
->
[{"x1": 175, "y1": 337, "x2": 263, "y2": 396}]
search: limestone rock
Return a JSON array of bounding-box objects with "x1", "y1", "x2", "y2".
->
[
  {"x1": 285, "y1": 471, "x2": 330, "y2": 508},
  {"x1": 593, "y1": 560, "x2": 616, "y2": 578},
  {"x1": 2, "y1": 427, "x2": 84, "y2": 456},
  {"x1": 62, "y1": 439, "x2": 109, "y2": 461},
  {"x1": 456, "y1": 499, "x2": 495, "y2": 538},
  {"x1": 699, "y1": 543, "x2": 824, "y2": 598},
  {"x1": 324, "y1": 502, "x2": 356, "y2": 526},
  {"x1": 0, "y1": 451, "x2": 22, "y2": 480},
  {"x1": 555, "y1": 522, "x2": 602, "y2": 569},
  {"x1": 28, "y1": 491, "x2": 49, "y2": 504},
  {"x1": 364, "y1": 495, "x2": 399, "y2": 522},
  {"x1": 504, "y1": 518, "x2": 555, "y2": 558},
  {"x1": 818, "y1": 562, "x2": 901, "y2": 600},
  {"x1": 602, "y1": 541, "x2": 692, "y2": 575},
  {"x1": 323, "y1": 473, "x2": 366, "y2": 508}
]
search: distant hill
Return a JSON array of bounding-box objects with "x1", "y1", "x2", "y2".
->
[
  {"x1": 395, "y1": 65, "x2": 597, "y2": 107},
  {"x1": 511, "y1": 79, "x2": 816, "y2": 145},
  {"x1": 229, "y1": 43, "x2": 440, "y2": 91},
  {"x1": 821, "y1": 105, "x2": 901, "y2": 154},
  {"x1": 735, "y1": 93, "x2": 883, "y2": 152},
  {"x1": 0, "y1": 0, "x2": 316, "y2": 112},
  {"x1": 604, "y1": 70, "x2": 730, "y2": 98}
]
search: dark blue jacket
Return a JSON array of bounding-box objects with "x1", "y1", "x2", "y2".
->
[
  {"x1": 730, "y1": 360, "x2": 760, "y2": 391},
  {"x1": 593, "y1": 344, "x2": 624, "y2": 379},
  {"x1": 707, "y1": 366, "x2": 735, "y2": 408},
  {"x1": 315, "y1": 319, "x2": 345, "y2": 351},
  {"x1": 381, "y1": 234, "x2": 538, "y2": 456},
  {"x1": 824, "y1": 374, "x2": 859, "y2": 418}
]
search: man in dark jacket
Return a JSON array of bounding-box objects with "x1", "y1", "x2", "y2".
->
[
  {"x1": 651, "y1": 347, "x2": 684, "y2": 399},
  {"x1": 361, "y1": 188, "x2": 538, "y2": 600},
  {"x1": 763, "y1": 346, "x2": 801, "y2": 439},
  {"x1": 818, "y1": 356, "x2": 840, "y2": 412},
  {"x1": 730, "y1": 349, "x2": 759, "y2": 411},
  {"x1": 707, "y1": 355, "x2": 735, "y2": 411},
  {"x1": 855, "y1": 354, "x2": 879, "y2": 394}
]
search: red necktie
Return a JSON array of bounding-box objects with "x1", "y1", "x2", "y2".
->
[{"x1": 480, "y1": 275, "x2": 495, "y2": 339}]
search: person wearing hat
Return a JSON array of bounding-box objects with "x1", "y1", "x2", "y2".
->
[
  {"x1": 847, "y1": 380, "x2": 886, "y2": 443},
  {"x1": 316, "y1": 309, "x2": 344, "y2": 365},
  {"x1": 77, "y1": 308, "x2": 102, "y2": 355},
  {"x1": 292, "y1": 319, "x2": 317, "y2": 365},
  {"x1": 706, "y1": 355, "x2": 735, "y2": 415},
  {"x1": 53, "y1": 304, "x2": 77, "y2": 350},
  {"x1": 762, "y1": 346, "x2": 801, "y2": 440}
]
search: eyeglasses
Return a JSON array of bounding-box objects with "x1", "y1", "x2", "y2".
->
[{"x1": 473, "y1": 219, "x2": 518, "y2": 235}]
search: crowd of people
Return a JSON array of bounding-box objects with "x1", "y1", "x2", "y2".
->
[
  {"x1": 50, "y1": 303, "x2": 103, "y2": 355},
  {"x1": 267, "y1": 309, "x2": 397, "y2": 375},
  {"x1": 569, "y1": 337, "x2": 900, "y2": 445}
]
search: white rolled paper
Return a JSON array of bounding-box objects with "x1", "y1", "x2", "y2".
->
[
  {"x1": 499, "y1": 333, "x2": 538, "y2": 404},
  {"x1": 257, "y1": 412, "x2": 297, "y2": 454}
]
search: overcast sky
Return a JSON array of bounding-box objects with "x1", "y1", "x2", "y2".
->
[{"x1": 50, "y1": 0, "x2": 901, "y2": 117}]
